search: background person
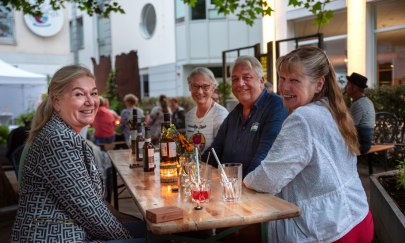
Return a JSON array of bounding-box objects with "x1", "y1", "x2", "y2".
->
[
  {"x1": 264, "y1": 81, "x2": 273, "y2": 93},
  {"x1": 345, "y1": 72, "x2": 376, "y2": 154},
  {"x1": 119, "y1": 93, "x2": 144, "y2": 147},
  {"x1": 92, "y1": 97, "x2": 116, "y2": 145},
  {"x1": 103, "y1": 97, "x2": 120, "y2": 121},
  {"x1": 149, "y1": 94, "x2": 171, "y2": 144},
  {"x1": 244, "y1": 47, "x2": 373, "y2": 242},
  {"x1": 170, "y1": 97, "x2": 186, "y2": 132},
  {"x1": 205, "y1": 56, "x2": 288, "y2": 177},
  {"x1": 10, "y1": 65, "x2": 144, "y2": 242},
  {"x1": 185, "y1": 67, "x2": 228, "y2": 153}
]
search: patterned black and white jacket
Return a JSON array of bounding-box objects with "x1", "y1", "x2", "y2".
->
[{"x1": 10, "y1": 113, "x2": 132, "y2": 242}]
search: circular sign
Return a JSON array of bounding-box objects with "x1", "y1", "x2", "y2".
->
[{"x1": 24, "y1": 7, "x2": 64, "y2": 37}]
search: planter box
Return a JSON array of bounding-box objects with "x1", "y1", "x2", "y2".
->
[{"x1": 370, "y1": 170, "x2": 405, "y2": 243}]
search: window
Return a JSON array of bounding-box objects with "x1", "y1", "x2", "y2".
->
[
  {"x1": 191, "y1": 0, "x2": 206, "y2": 20},
  {"x1": 141, "y1": 4, "x2": 156, "y2": 39},
  {"x1": 290, "y1": 11, "x2": 348, "y2": 76},
  {"x1": 0, "y1": 4, "x2": 15, "y2": 44},
  {"x1": 375, "y1": 0, "x2": 405, "y2": 86},
  {"x1": 208, "y1": 0, "x2": 224, "y2": 19},
  {"x1": 69, "y1": 16, "x2": 84, "y2": 51},
  {"x1": 175, "y1": 0, "x2": 185, "y2": 23},
  {"x1": 142, "y1": 74, "x2": 149, "y2": 97}
]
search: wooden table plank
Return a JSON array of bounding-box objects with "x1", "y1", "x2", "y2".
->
[
  {"x1": 108, "y1": 149, "x2": 301, "y2": 235},
  {"x1": 366, "y1": 144, "x2": 395, "y2": 154}
]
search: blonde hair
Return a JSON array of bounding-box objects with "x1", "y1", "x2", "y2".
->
[
  {"x1": 187, "y1": 67, "x2": 218, "y2": 90},
  {"x1": 276, "y1": 46, "x2": 359, "y2": 155},
  {"x1": 27, "y1": 65, "x2": 95, "y2": 144},
  {"x1": 123, "y1": 93, "x2": 139, "y2": 106}
]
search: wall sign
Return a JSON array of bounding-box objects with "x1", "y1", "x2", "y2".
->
[{"x1": 24, "y1": 6, "x2": 64, "y2": 37}]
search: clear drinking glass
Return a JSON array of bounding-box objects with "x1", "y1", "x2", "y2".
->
[{"x1": 220, "y1": 163, "x2": 242, "y2": 202}]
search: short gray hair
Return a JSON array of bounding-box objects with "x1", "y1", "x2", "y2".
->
[
  {"x1": 231, "y1": 56, "x2": 264, "y2": 79},
  {"x1": 187, "y1": 67, "x2": 218, "y2": 89}
]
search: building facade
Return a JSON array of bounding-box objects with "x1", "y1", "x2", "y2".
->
[{"x1": 1, "y1": 0, "x2": 404, "y2": 100}]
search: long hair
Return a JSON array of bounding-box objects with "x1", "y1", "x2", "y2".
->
[
  {"x1": 27, "y1": 65, "x2": 95, "y2": 144},
  {"x1": 277, "y1": 46, "x2": 359, "y2": 155}
]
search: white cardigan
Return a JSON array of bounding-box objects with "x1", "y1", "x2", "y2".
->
[{"x1": 244, "y1": 101, "x2": 369, "y2": 242}]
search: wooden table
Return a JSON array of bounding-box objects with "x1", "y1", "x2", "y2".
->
[
  {"x1": 108, "y1": 149, "x2": 301, "y2": 241},
  {"x1": 364, "y1": 144, "x2": 395, "y2": 174}
]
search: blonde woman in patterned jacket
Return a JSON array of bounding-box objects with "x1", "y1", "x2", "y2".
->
[{"x1": 10, "y1": 65, "x2": 145, "y2": 242}]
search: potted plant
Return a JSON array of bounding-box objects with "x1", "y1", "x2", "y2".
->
[{"x1": 370, "y1": 159, "x2": 405, "y2": 242}]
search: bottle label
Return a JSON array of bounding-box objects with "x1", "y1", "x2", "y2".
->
[
  {"x1": 168, "y1": 142, "x2": 177, "y2": 158},
  {"x1": 130, "y1": 131, "x2": 137, "y2": 140},
  {"x1": 148, "y1": 148, "x2": 155, "y2": 168},
  {"x1": 160, "y1": 143, "x2": 168, "y2": 157},
  {"x1": 138, "y1": 142, "x2": 145, "y2": 159}
]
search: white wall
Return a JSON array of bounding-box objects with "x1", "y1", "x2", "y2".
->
[
  {"x1": 110, "y1": 0, "x2": 176, "y2": 69},
  {"x1": 0, "y1": 9, "x2": 72, "y2": 76}
]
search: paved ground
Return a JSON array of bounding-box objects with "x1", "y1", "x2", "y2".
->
[{"x1": 0, "y1": 160, "x2": 390, "y2": 242}]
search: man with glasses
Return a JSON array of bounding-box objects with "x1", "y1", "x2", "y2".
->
[{"x1": 185, "y1": 67, "x2": 229, "y2": 153}]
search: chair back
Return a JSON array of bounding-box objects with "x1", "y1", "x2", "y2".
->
[{"x1": 373, "y1": 112, "x2": 398, "y2": 144}]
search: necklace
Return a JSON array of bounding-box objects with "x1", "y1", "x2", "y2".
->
[{"x1": 196, "y1": 98, "x2": 213, "y2": 123}]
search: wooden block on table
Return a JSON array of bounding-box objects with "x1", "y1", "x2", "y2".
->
[{"x1": 146, "y1": 206, "x2": 183, "y2": 223}]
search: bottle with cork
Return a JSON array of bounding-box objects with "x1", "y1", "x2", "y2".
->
[
  {"x1": 130, "y1": 109, "x2": 137, "y2": 155},
  {"x1": 159, "y1": 113, "x2": 178, "y2": 182},
  {"x1": 143, "y1": 127, "x2": 155, "y2": 172},
  {"x1": 136, "y1": 121, "x2": 145, "y2": 162}
]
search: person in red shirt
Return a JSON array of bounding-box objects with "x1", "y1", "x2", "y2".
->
[{"x1": 93, "y1": 97, "x2": 116, "y2": 145}]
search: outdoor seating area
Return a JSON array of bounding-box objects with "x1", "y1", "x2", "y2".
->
[{"x1": 2, "y1": 0, "x2": 405, "y2": 241}]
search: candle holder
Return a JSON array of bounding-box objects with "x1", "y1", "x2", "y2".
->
[{"x1": 160, "y1": 161, "x2": 179, "y2": 183}]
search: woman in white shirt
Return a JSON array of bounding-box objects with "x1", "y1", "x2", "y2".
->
[
  {"x1": 185, "y1": 67, "x2": 228, "y2": 153},
  {"x1": 244, "y1": 46, "x2": 374, "y2": 242}
]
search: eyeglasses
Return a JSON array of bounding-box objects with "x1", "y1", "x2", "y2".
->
[{"x1": 191, "y1": 84, "x2": 211, "y2": 92}]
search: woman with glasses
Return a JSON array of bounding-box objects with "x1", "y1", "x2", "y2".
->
[{"x1": 185, "y1": 67, "x2": 228, "y2": 153}]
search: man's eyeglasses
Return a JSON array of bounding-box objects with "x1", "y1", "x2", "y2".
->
[{"x1": 191, "y1": 84, "x2": 211, "y2": 92}]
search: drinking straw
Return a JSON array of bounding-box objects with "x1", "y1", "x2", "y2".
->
[
  {"x1": 203, "y1": 151, "x2": 210, "y2": 180},
  {"x1": 194, "y1": 147, "x2": 201, "y2": 186},
  {"x1": 211, "y1": 148, "x2": 228, "y2": 182},
  {"x1": 211, "y1": 148, "x2": 235, "y2": 198}
]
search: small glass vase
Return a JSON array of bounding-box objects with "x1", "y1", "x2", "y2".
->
[{"x1": 179, "y1": 152, "x2": 193, "y2": 189}]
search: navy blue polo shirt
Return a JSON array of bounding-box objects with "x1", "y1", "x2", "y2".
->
[{"x1": 205, "y1": 90, "x2": 288, "y2": 177}]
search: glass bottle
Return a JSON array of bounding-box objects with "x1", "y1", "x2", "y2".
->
[
  {"x1": 136, "y1": 122, "x2": 145, "y2": 162},
  {"x1": 159, "y1": 113, "x2": 178, "y2": 183},
  {"x1": 130, "y1": 109, "x2": 137, "y2": 155},
  {"x1": 143, "y1": 127, "x2": 155, "y2": 172}
]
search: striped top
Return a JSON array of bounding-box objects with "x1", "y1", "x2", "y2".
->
[{"x1": 350, "y1": 96, "x2": 375, "y2": 128}]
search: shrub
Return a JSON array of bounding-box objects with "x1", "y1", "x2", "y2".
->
[{"x1": 0, "y1": 125, "x2": 9, "y2": 145}]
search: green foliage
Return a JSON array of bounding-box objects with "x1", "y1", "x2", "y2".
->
[
  {"x1": 364, "y1": 86, "x2": 405, "y2": 166},
  {"x1": 366, "y1": 86, "x2": 405, "y2": 122},
  {"x1": 0, "y1": 125, "x2": 9, "y2": 145},
  {"x1": 5, "y1": 0, "x2": 334, "y2": 28},
  {"x1": 289, "y1": 0, "x2": 333, "y2": 32},
  {"x1": 184, "y1": 0, "x2": 333, "y2": 27},
  {"x1": 396, "y1": 159, "x2": 405, "y2": 190},
  {"x1": 217, "y1": 81, "x2": 233, "y2": 106},
  {"x1": 1, "y1": 0, "x2": 124, "y2": 18},
  {"x1": 15, "y1": 111, "x2": 35, "y2": 127},
  {"x1": 103, "y1": 70, "x2": 123, "y2": 114}
]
